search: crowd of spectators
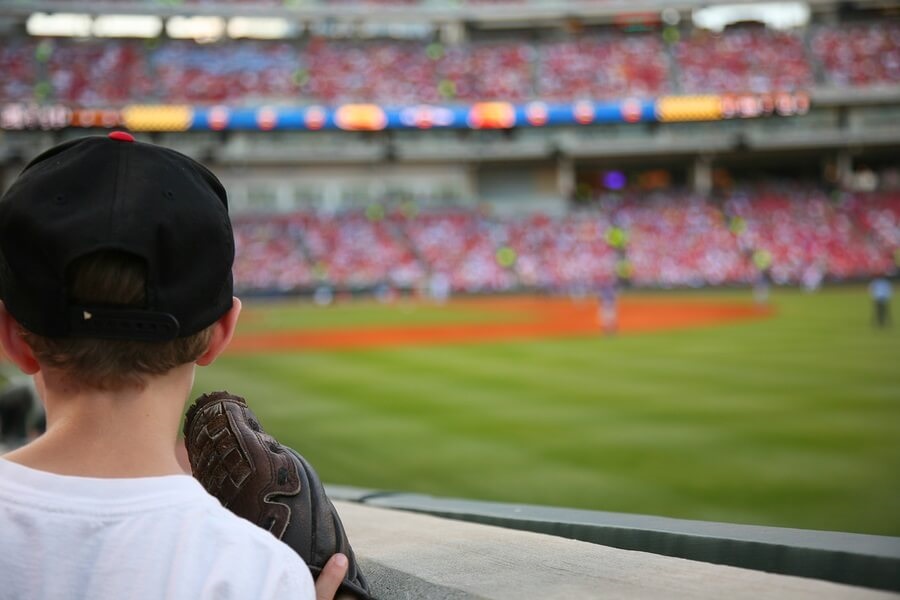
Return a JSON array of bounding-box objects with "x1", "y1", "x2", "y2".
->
[
  {"x1": 301, "y1": 40, "x2": 437, "y2": 105},
  {"x1": 397, "y1": 208, "x2": 514, "y2": 291},
  {"x1": 297, "y1": 40, "x2": 535, "y2": 104},
  {"x1": 612, "y1": 193, "x2": 751, "y2": 287},
  {"x1": 150, "y1": 41, "x2": 301, "y2": 104},
  {"x1": 723, "y1": 185, "x2": 892, "y2": 284},
  {"x1": 233, "y1": 215, "x2": 314, "y2": 291},
  {"x1": 228, "y1": 186, "x2": 900, "y2": 295},
  {"x1": 842, "y1": 191, "x2": 900, "y2": 271},
  {"x1": 535, "y1": 36, "x2": 669, "y2": 100},
  {"x1": 674, "y1": 28, "x2": 813, "y2": 93},
  {"x1": 47, "y1": 40, "x2": 152, "y2": 106},
  {"x1": 811, "y1": 22, "x2": 900, "y2": 88},
  {"x1": 503, "y1": 214, "x2": 617, "y2": 289},
  {"x1": 0, "y1": 39, "x2": 37, "y2": 103},
  {"x1": 302, "y1": 211, "x2": 425, "y2": 288},
  {"x1": 233, "y1": 211, "x2": 426, "y2": 291},
  {"x1": 2, "y1": 21, "x2": 897, "y2": 106}
]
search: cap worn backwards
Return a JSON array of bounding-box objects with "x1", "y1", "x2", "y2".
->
[{"x1": 0, "y1": 133, "x2": 234, "y2": 341}]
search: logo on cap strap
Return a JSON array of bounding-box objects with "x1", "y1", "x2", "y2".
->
[{"x1": 69, "y1": 306, "x2": 180, "y2": 341}]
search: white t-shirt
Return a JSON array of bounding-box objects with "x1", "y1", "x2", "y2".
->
[{"x1": 0, "y1": 458, "x2": 316, "y2": 600}]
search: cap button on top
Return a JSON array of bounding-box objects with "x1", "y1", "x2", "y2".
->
[{"x1": 108, "y1": 131, "x2": 135, "y2": 142}]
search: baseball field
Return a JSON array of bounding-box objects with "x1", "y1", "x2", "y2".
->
[{"x1": 192, "y1": 286, "x2": 900, "y2": 536}]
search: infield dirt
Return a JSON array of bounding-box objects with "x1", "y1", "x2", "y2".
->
[{"x1": 228, "y1": 296, "x2": 773, "y2": 353}]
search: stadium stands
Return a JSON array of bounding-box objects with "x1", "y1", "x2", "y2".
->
[
  {"x1": 811, "y1": 21, "x2": 900, "y2": 88},
  {"x1": 674, "y1": 27, "x2": 814, "y2": 93},
  {"x1": 535, "y1": 35, "x2": 669, "y2": 100},
  {"x1": 396, "y1": 208, "x2": 514, "y2": 292},
  {"x1": 302, "y1": 211, "x2": 425, "y2": 288},
  {"x1": 844, "y1": 191, "x2": 900, "y2": 269},
  {"x1": 150, "y1": 40, "x2": 301, "y2": 104},
  {"x1": 724, "y1": 185, "x2": 894, "y2": 284},
  {"x1": 0, "y1": 39, "x2": 37, "y2": 103},
  {"x1": 3, "y1": 14, "x2": 897, "y2": 294},
  {"x1": 230, "y1": 187, "x2": 900, "y2": 294},
  {"x1": 2, "y1": 21, "x2": 898, "y2": 106},
  {"x1": 233, "y1": 215, "x2": 315, "y2": 292},
  {"x1": 504, "y1": 213, "x2": 617, "y2": 290},
  {"x1": 613, "y1": 193, "x2": 750, "y2": 287}
]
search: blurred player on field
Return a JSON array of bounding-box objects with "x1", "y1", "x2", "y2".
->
[
  {"x1": 598, "y1": 280, "x2": 618, "y2": 335},
  {"x1": 869, "y1": 276, "x2": 892, "y2": 328}
]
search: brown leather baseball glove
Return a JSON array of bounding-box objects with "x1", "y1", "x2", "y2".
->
[{"x1": 183, "y1": 391, "x2": 371, "y2": 599}]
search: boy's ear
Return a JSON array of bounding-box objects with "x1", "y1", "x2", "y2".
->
[
  {"x1": 0, "y1": 302, "x2": 40, "y2": 375},
  {"x1": 196, "y1": 297, "x2": 242, "y2": 367}
]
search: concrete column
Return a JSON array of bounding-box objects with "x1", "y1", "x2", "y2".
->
[
  {"x1": 463, "y1": 163, "x2": 479, "y2": 204},
  {"x1": 834, "y1": 150, "x2": 853, "y2": 189},
  {"x1": 692, "y1": 155, "x2": 712, "y2": 197},
  {"x1": 556, "y1": 154, "x2": 575, "y2": 201},
  {"x1": 441, "y1": 22, "x2": 466, "y2": 45},
  {"x1": 275, "y1": 183, "x2": 294, "y2": 213},
  {"x1": 229, "y1": 181, "x2": 249, "y2": 214}
]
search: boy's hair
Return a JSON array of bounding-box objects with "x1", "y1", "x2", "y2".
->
[{"x1": 19, "y1": 251, "x2": 214, "y2": 390}]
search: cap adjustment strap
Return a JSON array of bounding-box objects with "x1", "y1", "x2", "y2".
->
[{"x1": 68, "y1": 306, "x2": 180, "y2": 341}]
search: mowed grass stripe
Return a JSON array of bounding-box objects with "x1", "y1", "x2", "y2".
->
[
  {"x1": 384, "y1": 340, "x2": 896, "y2": 494},
  {"x1": 204, "y1": 345, "x2": 890, "y2": 531},
  {"x1": 194, "y1": 288, "x2": 900, "y2": 535},
  {"x1": 238, "y1": 300, "x2": 529, "y2": 333},
  {"x1": 366, "y1": 340, "x2": 893, "y2": 439},
  {"x1": 201, "y1": 349, "x2": 698, "y2": 499},
  {"x1": 200, "y1": 352, "x2": 685, "y2": 508},
  {"x1": 206, "y1": 342, "x2": 900, "y2": 528}
]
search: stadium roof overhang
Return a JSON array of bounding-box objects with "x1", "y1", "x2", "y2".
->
[{"x1": 0, "y1": 0, "x2": 878, "y2": 26}]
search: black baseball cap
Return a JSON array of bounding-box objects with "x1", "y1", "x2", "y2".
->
[{"x1": 0, "y1": 132, "x2": 234, "y2": 341}]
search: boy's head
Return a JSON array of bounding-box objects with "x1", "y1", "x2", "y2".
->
[{"x1": 0, "y1": 133, "x2": 235, "y2": 389}]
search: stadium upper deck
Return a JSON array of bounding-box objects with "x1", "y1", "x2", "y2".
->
[{"x1": 1, "y1": 21, "x2": 897, "y2": 106}]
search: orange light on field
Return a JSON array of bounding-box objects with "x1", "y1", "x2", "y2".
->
[
  {"x1": 121, "y1": 105, "x2": 193, "y2": 131},
  {"x1": 467, "y1": 102, "x2": 516, "y2": 129},
  {"x1": 334, "y1": 104, "x2": 387, "y2": 131},
  {"x1": 655, "y1": 96, "x2": 722, "y2": 122}
]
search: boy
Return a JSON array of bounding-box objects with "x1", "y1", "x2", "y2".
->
[{"x1": 0, "y1": 133, "x2": 348, "y2": 599}]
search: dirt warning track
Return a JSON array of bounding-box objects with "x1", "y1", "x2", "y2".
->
[{"x1": 228, "y1": 297, "x2": 772, "y2": 354}]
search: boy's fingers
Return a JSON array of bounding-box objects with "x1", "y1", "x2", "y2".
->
[{"x1": 315, "y1": 553, "x2": 349, "y2": 600}]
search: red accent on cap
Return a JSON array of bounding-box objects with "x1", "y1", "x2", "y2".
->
[{"x1": 108, "y1": 131, "x2": 135, "y2": 142}]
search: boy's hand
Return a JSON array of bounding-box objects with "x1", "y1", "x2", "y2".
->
[{"x1": 316, "y1": 554, "x2": 349, "y2": 600}]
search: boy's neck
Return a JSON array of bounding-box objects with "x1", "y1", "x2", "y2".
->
[{"x1": 3, "y1": 366, "x2": 193, "y2": 478}]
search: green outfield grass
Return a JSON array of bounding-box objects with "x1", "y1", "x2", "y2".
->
[{"x1": 193, "y1": 287, "x2": 900, "y2": 536}]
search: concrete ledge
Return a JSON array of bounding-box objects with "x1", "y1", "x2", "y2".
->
[
  {"x1": 334, "y1": 501, "x2": 897, "y2": 600},
  {"x1": 327, "y1": 486, "x2": 900, "y2": 593}
]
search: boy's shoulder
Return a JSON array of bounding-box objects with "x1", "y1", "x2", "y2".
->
[
  {"x1": 191, "y1": 486, "x2": 317, "y2": 593},
  {"x1": 0, "y1": 460, "x2": 316, "y2": 600},
  {"x1": 158, "y1": 481, "x2": 317, "y2": 599}
]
